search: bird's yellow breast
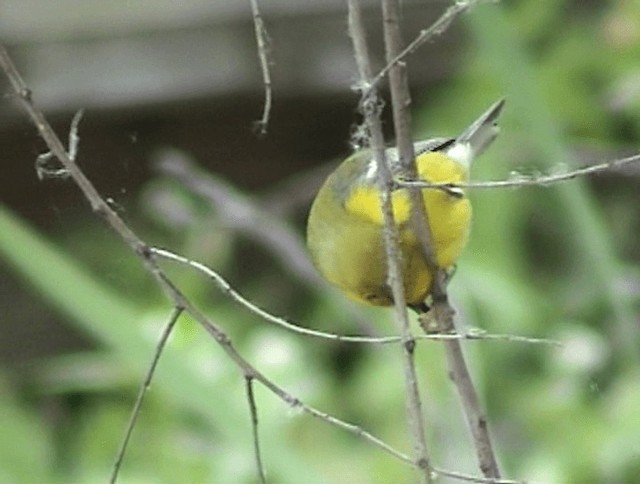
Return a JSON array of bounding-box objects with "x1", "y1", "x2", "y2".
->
[{"x1": 306, "y1": 150, "x2": 472, "y2": 306}]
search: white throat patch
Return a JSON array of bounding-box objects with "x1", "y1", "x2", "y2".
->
[{"x1": 445, "y1": 142, "x2": 474, "y2": 169}]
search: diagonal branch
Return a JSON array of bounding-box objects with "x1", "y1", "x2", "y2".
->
[
  {"x1": 367, "y1": 0, "x2": 485, "y2": 95},
  {"x1": 110, "y1": 307, "x2": 184, "y2": 483}
]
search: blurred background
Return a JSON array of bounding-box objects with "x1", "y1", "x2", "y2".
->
[{"x1": 1, "y1": 0, "x2": 640, "y2": 482}]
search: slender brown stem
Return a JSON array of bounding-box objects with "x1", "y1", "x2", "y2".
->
[
  {"x1": 420, "y1": 293, "x2": 502, "y2": 478},
  {"x1": 245, "y1": 376, "x2": 267, "y2": 484},
  {"x1": 152, "y1": 247, "x2": 560, "y2": 346},
  {"x1": 249, "y1": 0, "x2": 272, "y2": 136},
  {"x1": 398, "y1": 154, "x2": 640, "y2": 190},
  {"x1": 380, "y1": 0, "x2": 501, "y2": 478},
  {"x1": 368, "y1": 0, "x2": 483, "y2": 94},
  {"x1": 110, "y1": 307, "x2": 184, "y2": 483},
  {"x1": 348, "y1": 1, "x2": 432, "y2": 480}
]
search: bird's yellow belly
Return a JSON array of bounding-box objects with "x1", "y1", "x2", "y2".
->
[{"x1": 307, "y1": 176, "x2": 471, "y2": 306}]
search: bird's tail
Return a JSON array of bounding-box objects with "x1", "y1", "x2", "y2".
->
[
  {"x1": 442, "y1": 98, "x2": 505, "y2": 169},
  {"x1": 457, "y1": 98, "x2": 506, "y2": 157}
]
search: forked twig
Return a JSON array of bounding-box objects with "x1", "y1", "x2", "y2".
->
[
  {"x1": 366, "y1": 0, "x2": 486, "y2": 96},
  {"x1": 35, "y1": 109, "x2": 84, "y2": 179}
]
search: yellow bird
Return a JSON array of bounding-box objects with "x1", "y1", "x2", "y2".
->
[{"x1": 306, "y1": 99, "x2": 505, "y2": 312}]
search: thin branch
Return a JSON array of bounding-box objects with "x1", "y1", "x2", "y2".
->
[
  {"x1": 158, "y1": 275, "x2": 418, "y2": 468},
  {"x1": 382, "y1": 0, "x2": 440, "y2": 270},
  {"x1": 152, "y1": 247, "x2": 397, "y2": 344},
  {"x1": 293, "y1": 398, "x2": 414, "y2": 465},
  {"x1": 154, "y1": 151, "x2": 388, "y2": 337},
  {"x1": 68, "y1": 109, "x2": 84, "y2": 161},
  {"x1": 245, "y1": 376, "x2": 267, "y2": 484},
  {"x1": 367, "y1": 0, "x2": 485, "y2": 96},
  {"x1": 348, "y1": 0, "x2": 431, "y2": 480},
  {"x1": 35, "y1": 109, "x2": 84, "y2": 180},
  {"x1": 110, "y1": 307, "x2": 184, "y2": 484},
  {"x1": 151, "y1": 247, "x2": 560, "y2": 346},
  {"x1": 459, "y1": 329, "x2": 560, "y2": 346},
  {"x1": 398, "y1": 153, "x2": 640, "y2": 190},
  {"x1": 0, "y1": 52, "x2": 149, "y2": 257},
  {"x1": 380, "y1": 0, "x2": 501, "y2": 478},
  {"x1": 250, "y1": 0, "x2": 273, "y2": 136},
  {"x1": 153, "y1": 151, "x2": 392, "y2": 338},
  {"x1": 0, "y1": 43, "x2": 415, "y2": 475},
  {"x1": 433, "y1": 466, "x2": 522, "y2": 484},
  {"x1": 421, "y1": 303, "x2": 502, "y2": 478},
  {"x1": 381, "y1": 0, "x2": 450, "y2": 480},
  {"x1": 380, "y1": 0, "x2": 441, "y2": 278},
  {"x1": 193, "y1": 310, "x2": 415, "y2": 466}
]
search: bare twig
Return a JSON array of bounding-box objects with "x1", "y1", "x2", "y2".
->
[
  {"x1": 398, "y1": 153, "x2": 640, "y2": 190},
  {"x1": 382, "y1": 0, "x2": 439, "y2": 270},
  {"x1": 68, "y1": 109, "x2": 84, "y2": 161},
  {"x1": 421, "y1": 302, "x2": 502, "y2": 478},
  {"x1": 194, "y1": 310, "x2": 415, "y2": 466},
  {"x1": 380, "y1": 0, "x2": 501, "y2": 478},
  {"x1": 110, "y1": 307, "x2": 184, "y2": 484},
  {"x1": 348, "y1": 0, "x2": 431, "y2": 480},
  {"x1": 433, "y1": 467, "x2": 522, "y2": 484},
  {"x1": 0, "y1": 42, "x2": 415, "y2": 476},
  {"x1": 245, "y1": 376, "x2": 267, "y2": 484},
  {"x1": 35, "y1": 109, "x2": 85, "y2": 179},
  {"x1": 153, "y1": 151, "x2": 386, "y2": 337},
  {"x1": 0, "y1": 50, "x2": 144, "y2": 256},
  {"x1": 250, "y1": 0, "x2": 273, "y2": 136},
  {"x1": 153, "y1": 247, "x2": 403, "y2": 344},
  {"x1": 367, "y1": 0, "x2": 485, "y2": 96},
  {"x1": 152, "y1": 247, "x2": 561, "y2": 346}
]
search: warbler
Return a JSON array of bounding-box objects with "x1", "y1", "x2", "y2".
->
[{"x1": 306, "y1": 99, "x2": 505, "y2": 311}]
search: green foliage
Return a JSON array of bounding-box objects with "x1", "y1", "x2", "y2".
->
[{"x1": 0, "y1": 376, "x2": 52, "y2": 482}]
